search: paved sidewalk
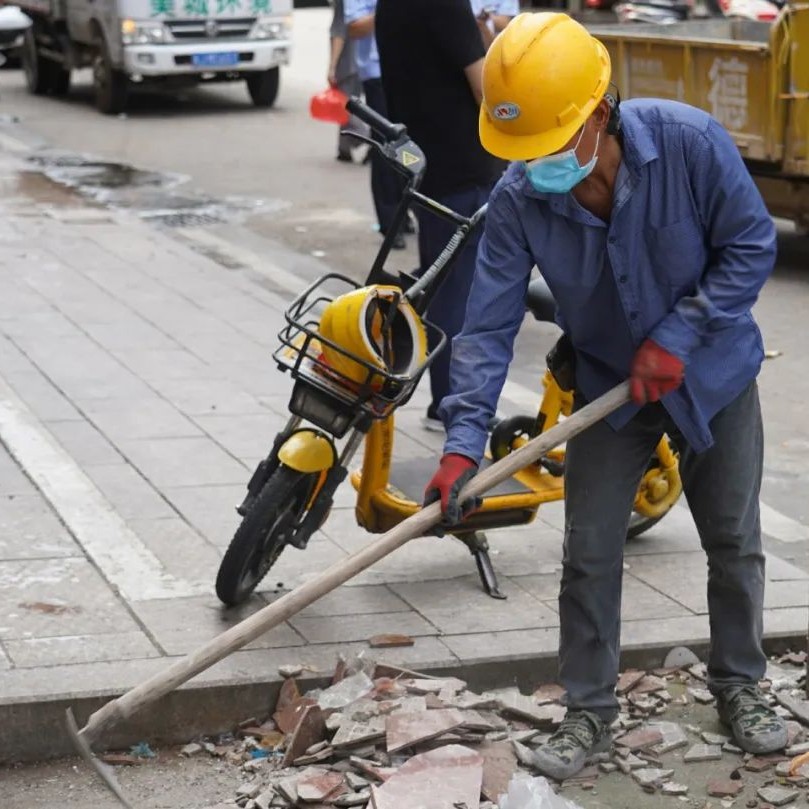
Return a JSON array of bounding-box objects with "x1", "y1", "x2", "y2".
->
[{"x1": 0, "y1": 147, "x2": 806, "y2": 762}]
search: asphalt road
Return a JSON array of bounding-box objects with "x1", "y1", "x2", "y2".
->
[{"x1": 0, "y1": 6, "x2": 806, "y2": 572}]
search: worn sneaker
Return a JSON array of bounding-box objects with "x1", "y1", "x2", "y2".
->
[
  {"x1": 532, "y1": 710, "x2": 611, "y2": 781},
  {"x1": 716, "y1": 685, "x2": 788, "y2": 754}
]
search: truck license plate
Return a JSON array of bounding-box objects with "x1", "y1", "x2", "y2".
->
[{"x1": 192, "y1": 52, "x2": 239, "y2": 67}]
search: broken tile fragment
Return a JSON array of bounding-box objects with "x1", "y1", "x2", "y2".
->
[
  {"x1": 317, "y1": 671, "x2": 375, "y2": 711},
  {"x1": 616, "y1": 670, "x2": 647, "y2": 695},
  {"x1": 661, "y1": 782, "x2": 689, "y2": 796},
  {"x1": 756, "y1": 785, "x2": 799, "y2": 806},
  {"x1": 785, "y1": 740, "x2": 809, "y2": 756},
  {"x1": 236, "y1": 783, "x2": 261, "y2": 800},
  {"x1": 333, "y1": 789, "x2": 372, "y2": 807},
  {"x1": 649, "y1": 722, "x2": 689, "y2": 754},
  {"x1": 599, "y1": 761, "x2": 617, "y2": 773},
  {"x1": 333, "y1": 717, "x2": 386, "y2": 750},
  {"x1": 181, "y1": 742, "x2": 203, "y2": 757},
  {"x1": 498, "y1": 693, "x2": 566, "y2": 729},
  {"x1": 615, "y1": 726, "x2": 664, "y2": 751},
  {"x1": 348, "y1": 756, "x2": 396, "y2": 783},
  {"x1": 723, "y1": 741, "x2": 743, "y2": 754},
  {"x1": 274, "y1": 697, "x2": 316, "y2": 735},
  {"x1": 701, "y1": 731, "x2": 731, "y2": 746},
  {"x1": 369, "y1": 745, "x2": 483, "y2": 809},
  {"x1": 368, "y1": 634, "x2": 414, "y2": 648},
  {"x1": 632, "y1": 675, "x2": 668, "y2": 695},
  {"x1": 683, "y1": 743, "x2": 722, "y2": 763},
  {"x1": 296, "y1": 768, "x2": 345, "y2": 803},
  {"x1": 744, "y1": 756, "x2": 774, "y2": 772},
  {"x1": 532, "y1": 683, "x2": 566, "y2": 704},
  {"x1": 282, "y1": 704, "x2": 326, "y2": 767},
  {"x1": 402, "y1": 678, "x2": 466, "y2": 695},
  {"x1": 632, "y1": 767, "x2": 674, "y2": 789},
  {"x1": 385, "y1": 709, "x2": 466, "y2": 753},
  {"x1": 479, "y1": 740, "x2": 518, "y2": 803},
  {"x1": 663, "y1": 646, "x2": 700, "y2": 669},
  {"x1": 278, "y1": 664, "x2": 303, "y2": 678},
  {"x1": 708, "y1": 779, "x2": 744, "y2": 798},
  {"x1": 687, "y1": 687, "x2": 715, "y2": 704}
]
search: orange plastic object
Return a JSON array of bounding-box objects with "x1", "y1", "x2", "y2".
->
[{"x1": 310, "y1": 87, "x2": 350, "y2": 125}]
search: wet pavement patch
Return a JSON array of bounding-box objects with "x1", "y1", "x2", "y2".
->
[{"x1": 24, "y1": 150, "x2": 268, "y2": 228}]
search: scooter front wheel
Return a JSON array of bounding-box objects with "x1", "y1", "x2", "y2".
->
[{"x1": 215, "y1": 466, "x2": 319, "y2": 607}]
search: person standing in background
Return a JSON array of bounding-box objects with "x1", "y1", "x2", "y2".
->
[
  {"x1": 470, "y1": 0, "x2": 519, "y2": 48},
  {"x1": 328, "y1": 0, "x2": 366, "y2": 163},
  {"x1": 376, "y1": 0, "x2": 505, "y2": 431},
  {"x1": 344, "y1": 0, "x2": 407, "y2": 249}
]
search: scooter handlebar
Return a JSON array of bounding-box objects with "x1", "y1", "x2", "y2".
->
[{"x1": 346, "y1": 96, "x2": 407, "y2": 142}]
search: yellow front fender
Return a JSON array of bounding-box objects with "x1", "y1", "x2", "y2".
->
[{"x1": 278, "y1": 429, "x2": 337, "y2": 473}]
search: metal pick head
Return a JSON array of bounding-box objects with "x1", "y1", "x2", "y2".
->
[{"x1": 65, "y1": 707, "x2": 136, "y2": 809}]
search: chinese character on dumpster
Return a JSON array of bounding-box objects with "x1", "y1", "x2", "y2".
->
[
  {"x1": 251, "y1": 0, "x2": 271, "y2": 12},
  {"x1": 150, "y1": 0, "x2": 175, "y2": 14},
  {"x1": 217, "y1": 0, "x2": 240, "y2": 12},
  {"x1": 183, "y1": 0, "x2": 208, "y2": 15}
]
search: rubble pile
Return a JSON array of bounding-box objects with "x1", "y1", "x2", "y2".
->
[{"x1": 169, "y1": 649, "x2": 808, "y2": 809}]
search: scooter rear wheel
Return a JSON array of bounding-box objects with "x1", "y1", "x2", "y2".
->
[{"x1": 215, "y1": 465, "x2": 318, "y2": 606}]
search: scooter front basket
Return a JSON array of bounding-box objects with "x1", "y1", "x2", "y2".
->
[{"x1": 273, "y1": 273, "x2": 445, "y2": 436}]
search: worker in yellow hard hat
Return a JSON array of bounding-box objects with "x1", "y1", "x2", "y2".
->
[{"x1": 424, "y1": 12, "x2": 785, "y2": 779}]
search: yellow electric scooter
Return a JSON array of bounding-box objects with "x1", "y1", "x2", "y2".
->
[{"x1": 214, "y1": 99, "x2": 683, "y2": 606}]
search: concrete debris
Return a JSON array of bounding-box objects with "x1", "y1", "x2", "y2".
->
[
  {"x1": 683, "y1": 744, "x2": 723, "y2": 763},
  {"x1": 368, "y1": 633, "x2": 414, "y2": 648},
  {"x1": 631, "y1": 767, "x2": 674, "y2": 789},
  {"x1": 663, "y1": 647, "x2": 701, "y2": 669},
  {"x1": 370, "y1": 744, "x2": 483, "y2": 809},
  {"x1": 756, "y1": 785, "x2": 799, "y2": 806},
  {"x1": 278, "y1": 664, "x2": 303, "y2": 678},
  {"x1": 158, "y1": 654, "x2": 809, "y2": 809},
  {"x1": 707, "y1": 779, "x2": 745, "y2": 798}
]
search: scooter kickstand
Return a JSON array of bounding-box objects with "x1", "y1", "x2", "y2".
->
[{"x1": 458, "y1": 532, "x2": 507, "y2": 600}]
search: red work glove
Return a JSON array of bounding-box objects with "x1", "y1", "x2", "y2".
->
[
  {"x1": 423, "y1": 453, "x2": 480, "y2": 528},
  {"x1": 630, "y1": 339, "x2": 685, "y2": 405}
]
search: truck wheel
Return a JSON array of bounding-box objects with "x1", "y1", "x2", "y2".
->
[
  {"x1": 246, "y1": 67, "x2": 279, "y2": 108},
  {"x1": 22, "y1": 28, "x2": 53, "y2": 95},
  {"x1": 93, "y1": 36, "x2": 128, "y2": 115}
]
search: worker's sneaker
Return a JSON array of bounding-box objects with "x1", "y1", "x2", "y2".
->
[
  {"x1": 532, "y1": 710, "x2": 611, "y2": 781},
  {"x1": 716, "y1": 684, "x2": 788, "y2": 754}
]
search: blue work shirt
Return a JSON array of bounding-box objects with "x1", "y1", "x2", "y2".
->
[
  {"x1": 441, "y1": 99, "x2": 776, "y2": 462},
  {"x1": 344, "y1": 0, "x2": 380, "y2": 82}
]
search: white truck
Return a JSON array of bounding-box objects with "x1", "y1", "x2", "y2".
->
[{"x1": 6, "y1": 0, "x2": 292, "y2": 113}]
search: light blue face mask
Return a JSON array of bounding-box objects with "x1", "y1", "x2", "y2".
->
[{"x1": 523, "y1": 128, "x2": 600, "y2": 194}]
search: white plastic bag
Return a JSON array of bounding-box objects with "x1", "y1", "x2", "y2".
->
[{"x1": 499, "y1": 774, "x2": 584, "y2": 809}]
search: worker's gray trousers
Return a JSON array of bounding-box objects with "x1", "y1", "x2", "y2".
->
[{"x1": 559, "y1": 381, "x2": 766, "y2": 721}]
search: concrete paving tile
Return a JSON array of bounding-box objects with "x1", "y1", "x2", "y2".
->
[
  {"x1": 762, "y1": 606, "x2": 809, "y2": 636},
  {"x1": 624, "y1": 504, "x2": 702, "y2": 556},
  {"x1": 441, "y1": 627, "x2": 559, "y2": 663},
  {"x1": 126, "y1": 518, "x2": 222, "y2": 587},
  {"x1": 45, "y1": 420, "x2": 124, "y2": 466},
  {"x1": 0, "y1": 557, "x2": 141, "y2": 640},
  {"x1": 763, "y1": 579, "x2": 809, "y2": 609},
  {"x1": 81, "y1": 320, "x2": 178, "y2": 351},
  {"x1": 510, "y1": 573, "x2": 560, "y2": 603},
  {"x1": 766, "y1": 553, "x2": 809, "y2": 581},
  {"x1": 111, "y1": 348, "x2": 212, "y2": 382},
  {"x1": 130, "y1": 596, "x2": 305, "y2": 655},
  {"x1": 295, "y1": 584, "x2": 410, "y2": 619},
  {"x1": 192, "y1": 413, "x2": 280, "y2": 459},
  {"x1": 149, "y1": 377, "x2": 267, "y2": 416},
  {"x1": 255, "y1": 536, "x2": 350, "y2": 593},
  {"x1": 162, "y1": 484, "x2": 243, "y2": 545},
  {"x1": 0, "y1": 644, "x2": 10, "y2": 671},
  {"x1": 0, "y1": 448, "x2": 36, "y2": 496},
  {"x1": 4, "y1": 370, "x2": 83, "y2": 422},
  {"x1": 620, "y1": 615, "x2": 710, "y2": 650},
  {"x1": 390, "y1": 575, "x2": 559, "y2": 634},
  {"x1": 117, "y1": 437, "x2": 247, "y2": 488},
  {"x1": 0, "y1": 334, "x2": 36, "y2": 375},
  {"x1": 0, "y1": 494, "x2": 81, "y2": 560},
  {"x1": 289, "y1": 610, "x2": 438, "y2": 645},
  {"x1": 0, "y1": 309, "x2": 81, "y2": 340},
  {"x1": 4, "y1": 630, "x2": 159, "y2": 668},
  {"x1": 625, "y1": 552, "x2": 708, "y2": 613},
  {"x1": 81, "y1": 397, "x2": 202, "y2": 441},
  {"x1": 83, "y1": 464, "x2": 177, "y2": 520}
]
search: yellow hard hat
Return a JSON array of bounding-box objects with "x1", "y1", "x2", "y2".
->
[
  {"x1": 318, "y1": 285, "x2": 427, "y2": 388},
  {"x1": 479, "y1": 12, "x2": 611, "y2": 161}
]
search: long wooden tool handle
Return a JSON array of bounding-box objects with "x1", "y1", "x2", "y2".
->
[{"x1": 79, "y1": 381, "x2": 630, "y2": 744}]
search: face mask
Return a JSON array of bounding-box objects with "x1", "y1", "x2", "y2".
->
[{"x1": 523, "y1": 128, "x2": 600, "y2": 194}]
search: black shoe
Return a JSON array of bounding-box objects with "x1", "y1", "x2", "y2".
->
[
  {"x1": 336, "y1": 152, "x2": 353, "y2": 163},
  {"x1": 391, "y1": 233, "x2": 406, "y2": 250}
]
